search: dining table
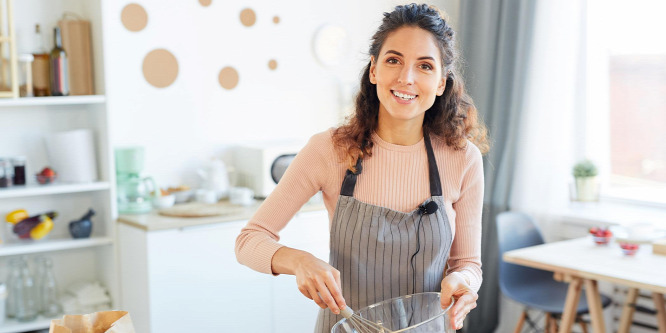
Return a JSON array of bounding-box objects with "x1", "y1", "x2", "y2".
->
[{"x1": 503, "y1": 237, "x2": 666, "y2": 333}]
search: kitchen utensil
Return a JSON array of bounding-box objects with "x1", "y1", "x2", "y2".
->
[
  {"x1": 69, "y1": 208, "x2": 94, "y2": 238},
  {"x1": 332, "y1": 293, "x2": 454, "y2": 333},
  {"x1": 198, "y1": 158, "x2": 230, "y2": 200}
]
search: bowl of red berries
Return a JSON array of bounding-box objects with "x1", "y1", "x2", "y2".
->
[
  {"x1": 619, "y1": 242, "x2": 639, "y2": 256},
  {"x1": 589, "y1": 226, "x2": 612, "y2": 245},
  {"x1": 35, "y1": 167, "x2": 57, "y2": 185}
]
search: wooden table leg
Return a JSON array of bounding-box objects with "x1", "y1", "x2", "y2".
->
[
  {"x1": 558, "y1": 277, "x2": 583, "y2": 333},
  {"x1": 584, "y1": 279, "x2": 606, "y2": 333},
  {"x1": 618, "y1": 288, "x2": 638, "y2": 333},
  {"x1": 653, "y1": 293, "x2": 666, "y2": 333}
]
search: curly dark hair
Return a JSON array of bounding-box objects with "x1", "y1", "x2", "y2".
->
[{"x1": 332, "y1": 3, "x2": 489, "y2": 172}]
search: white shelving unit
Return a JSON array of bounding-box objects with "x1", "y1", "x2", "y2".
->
[{"x1": 0, "y1": 0, "x2": 117, "y2": 332}]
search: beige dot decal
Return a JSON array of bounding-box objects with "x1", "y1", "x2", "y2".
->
[
  {"x1": 142, "y1": 49, "x2": 179, "y2": 88},
  {"x1": 268, "y1": 59, "x2": 278, "y2": 70},
  {"x1": 218, "y1": 67, "x2": 239, "y2": 90},
  {"x1": 198, "y1": 0, "x2": 211, "y2": 6},
  {"x1": 121, "y1": 4, "x2": 148, "y2": 32},
  {"x1": 273, "y1": 16, "x2": 280, "y2": 24},
  {"x1": 240, "y1": 8, "x2": 256, "y2": 27}
]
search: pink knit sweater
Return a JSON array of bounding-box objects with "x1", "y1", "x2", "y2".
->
[{"x1": 235, "y1": 129, "x2": 484, "y2": 292}]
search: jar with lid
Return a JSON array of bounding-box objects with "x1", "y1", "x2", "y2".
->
[
  {"x1": 12, "y1": 156, "x2": 26, "y2": 185},
  {"x1": 0, "y1": 158, "x2": 13, "y2": 187},
  {"x1": 18, "y1": 54, "x2": 34, "y2": 97}
]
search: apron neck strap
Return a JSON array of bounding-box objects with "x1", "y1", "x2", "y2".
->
[{"x1": 340, "y1": 131, "x2": 442, "y2": 197}]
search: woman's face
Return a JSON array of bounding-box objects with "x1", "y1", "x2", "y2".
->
[{"x1": 370, "y1": 26, "x2": 446, "y2": 125}]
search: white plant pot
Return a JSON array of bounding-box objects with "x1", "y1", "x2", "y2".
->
[{"x1": 575, "y1": 177, "x2": 598, "y2": 202}]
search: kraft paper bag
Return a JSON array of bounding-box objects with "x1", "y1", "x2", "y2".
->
[
  {"x1": 58, "y1": 17, "x2": 94, "y2": 95},
  {"x1": 49, "y1": 311, "x2": 135, "y2": 333}
]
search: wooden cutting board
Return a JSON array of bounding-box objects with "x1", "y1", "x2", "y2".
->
[{"x1": 158, "y1": 202, "x2": 247, "y2": 218}]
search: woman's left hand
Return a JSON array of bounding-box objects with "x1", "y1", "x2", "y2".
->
[{"x1": 440, "y1": 272, "x2": 478, "y2": 331}]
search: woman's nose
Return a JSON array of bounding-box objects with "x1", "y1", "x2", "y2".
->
[{"x1": 398, "y1": 66, "x2": 415, "y2": 85}]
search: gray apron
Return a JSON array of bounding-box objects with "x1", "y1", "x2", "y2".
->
[{"x1": 315, "y1": 132, "x2": 454, "y2": 332}]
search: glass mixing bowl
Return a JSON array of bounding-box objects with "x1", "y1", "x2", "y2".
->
[{"x1": 331, "y1": 292, "x2": 455, "y2": 333}]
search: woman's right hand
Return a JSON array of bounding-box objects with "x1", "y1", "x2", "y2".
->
[{"x1": 293, "y1": 253, "x2": 346, "y2": 315}]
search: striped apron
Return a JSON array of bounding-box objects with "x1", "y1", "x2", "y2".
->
[{"x1": 315, "y1": 132, "x2": 453, "y2": 332}]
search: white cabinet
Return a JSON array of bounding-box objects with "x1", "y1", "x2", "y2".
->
[
  {"x1": 118, "y1": 209, "x2": 330, "y2": 333},
  {"x1": 0, "y1": 1, "x2": 118, "y2": 332}
]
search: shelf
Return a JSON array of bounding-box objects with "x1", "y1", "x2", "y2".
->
[
  {"x1": 0, "y1": 182, "x2": 110, "y2": 199},
  {"x1": 0, "y1": 315, "x2": 53, "y2": 333},
  {"x1": 0, "y1": 95, "x2": 106, "y2": 107},
  {"x1": 0, "y1": 237, "x2": 114, "y2": 257}
]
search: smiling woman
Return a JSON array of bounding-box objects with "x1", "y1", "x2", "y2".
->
[{"x1": 235, "y1": 4, "x2": 488, "y2": 333}]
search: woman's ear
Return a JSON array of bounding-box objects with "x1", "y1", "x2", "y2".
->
[
  {"x1": 369, "y1": 56, "x2": 377, "y2": 84},
  {"x1": 436, "y1": 76, "x2": 446, "y2": 96}
]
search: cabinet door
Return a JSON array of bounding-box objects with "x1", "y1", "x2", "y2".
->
[
  {"x1": 272, "y1": 210, "x2": 330, "y2": 333},
  {"x1": 147, "y1": 220, "x2": 273, "y2": 333}
]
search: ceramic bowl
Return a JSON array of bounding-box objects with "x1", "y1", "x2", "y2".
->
[
  {"x1": 36, "y1": 174, "x2": 57, "y2": 184},
  {"x1": 592, "y1": 235, "x2": 612, "y2": 245},
  {"x1": 172, "y1": 190, "x2": 193, "y2": 203},
  {"x1": 619, "y1": 242, "x2": 639, "y2": 256},
  {"x1": 153, "y1": 194, "x2": 176, "y2": 208}
]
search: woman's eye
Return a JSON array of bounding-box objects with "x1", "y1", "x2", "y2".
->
[
  {"x1": 420, "y1": 63, "x2": 433, "y2": 70},
  {"x1": 386, "y1": 58, "x2": 399, "y2": 64}
]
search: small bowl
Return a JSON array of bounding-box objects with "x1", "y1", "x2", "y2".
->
[
  {"x1": 619, "y1": 242, "x2": 639, "y2": 256},
  {"x1": 36, "y1": 174, "x2": 57, "y2": 184},
  {"x1": 172, "y1": 190, "x2": 194, "y2": 203},
  {"x1": 592, "y1": 235, "x2": 612, "y2": 245},
  {"x1": 153, "y1": 194, "x2": 176, "y2": 208}
]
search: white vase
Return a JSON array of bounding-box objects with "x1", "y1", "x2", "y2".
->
[{"x1": 575, "y1": 177, "x2": 598, "y2": 201}]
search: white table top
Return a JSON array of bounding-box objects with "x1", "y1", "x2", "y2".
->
[{"x1": 504, "y1": 237, "x2": 666, "y2": 294}]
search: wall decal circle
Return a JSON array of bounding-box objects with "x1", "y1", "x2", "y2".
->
[
  {"x1": 218, "y1": 67, "x2": 239, "y2": 90},
  {"x1": 121, "y1": 3, "x2": 148, "y2": 32},
  {"x1": 273, "y1": 16, "x2": 280, "y2": 24},
  {"x1": 143, "y1": 49, "x2": 179, "y2": 88},
  {"x1": 268, "y1": 59, "x2": 277, "y2": 70},
  {"x1": 240, "y1": 8, "x2": 256, "y2": 27},
  {"x1": 198, "y1": 0, "x2": 212, "y2": 6}
]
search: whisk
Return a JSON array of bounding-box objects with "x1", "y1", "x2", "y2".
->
[{"x1": 339, "y1": 306, "x2": 395, "y2": 333}]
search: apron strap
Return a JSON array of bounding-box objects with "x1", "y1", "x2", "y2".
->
[
  {"x1": 424, "y1": 131, "x2": 442, "y2": 197},
  {"x1": 340, "y1": 155, "x2": 362, "y2": 197},
  {"x1": 339, "y1": 133, "x2": 442, "y2": 197}
]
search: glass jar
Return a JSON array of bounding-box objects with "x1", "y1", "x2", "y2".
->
[
  {"x1": 12, "y1": 156, "x2": 26, "y2": 186},
  {"x1": 18, "y1": 54, "x2": 34, "y2": 97},
  {"x1": 0, "y1": 158, "x2": 13, "y2": 187}
]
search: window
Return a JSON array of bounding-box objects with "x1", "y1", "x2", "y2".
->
[{"x1": 587, "y1": 0, "x2": 666, "y2": 205}]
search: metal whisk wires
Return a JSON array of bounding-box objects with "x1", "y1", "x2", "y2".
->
[{"x1": 339, "y1": 307, "x2": 395, "y2": 333}]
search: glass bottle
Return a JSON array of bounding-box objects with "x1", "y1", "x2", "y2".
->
[
  {"x1": 14, "y1": 257, "x2": 38, "y2": 322},
  {"x1": 33, "y1": 24, "x2": 50, "y2": 97},
  {"x1": 49, "y1": 27, "x2": 69, "y2": 96},
  {"x1": 12, "y1": 156, "x2": 26, "y2": 186},
  {"x1": 33, "y1": 256, "x2": 46, "y2": 314},
  {"x1": 0, "y1": 159, "x2": 13, "y2": 188},
  {"x1": 39, "y1": 257, "x2": 61, "y2": 317},
  {"x1": 6, "y1": 258, "x2": 23, "y2": 318}
]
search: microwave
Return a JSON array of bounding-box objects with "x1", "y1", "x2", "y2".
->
[{"x1": 233, "y1": 140, "x2": 306, "y2": 198}]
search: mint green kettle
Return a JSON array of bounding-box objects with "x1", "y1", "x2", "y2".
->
[{"x1": 115, "y1": 147, "x2": 158, "y2": 214}]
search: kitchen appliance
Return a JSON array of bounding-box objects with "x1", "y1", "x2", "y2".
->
[
  {"x1": 115, "y1": 147, "x2": 157, "y2": 214},
  {"x1": 233, "y1": 140, "x2": 305, "y2": 198},
  {"x1": 197, "y1": 158, "x2": 230, "y2": 200}
]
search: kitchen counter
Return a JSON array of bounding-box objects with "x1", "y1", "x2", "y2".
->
[{"x1": 117, "y1": 199, "x2": 326, "y2": 231}]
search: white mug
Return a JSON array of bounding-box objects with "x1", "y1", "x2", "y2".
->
[
  {"x1": 230, "y1": 187, "x2": 254, "y2": 206},
  {"x1": 195, "y1": 189, "x2": 218, "y2": 204}
]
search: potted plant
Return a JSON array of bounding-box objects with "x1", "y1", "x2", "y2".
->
[{"x1": 572, "y1": 159, "x2": 598, "y2": 201}]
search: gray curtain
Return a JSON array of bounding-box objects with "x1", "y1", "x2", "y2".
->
[{"x1": 456, "y1": 1, "x2": 537, "y2": 332}]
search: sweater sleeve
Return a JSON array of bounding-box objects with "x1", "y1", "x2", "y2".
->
[
  {"x1": 447, "y1": 142, "x2": 484, "y2": 292},
  {"x1": 235, "y1": 131, "x2": 334, "y2": 274}
]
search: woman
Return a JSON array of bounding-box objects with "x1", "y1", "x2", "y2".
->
[{"x1": 236, "y1": 3, "x2": 489, "y2": 332}]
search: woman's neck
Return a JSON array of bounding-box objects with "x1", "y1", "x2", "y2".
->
[{"x1": 377, "y1": 112, "x2": 423, "y2": 146}]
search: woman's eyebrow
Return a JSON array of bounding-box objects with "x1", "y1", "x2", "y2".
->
[{"x1": 384, "y1": 50, "x2": 435, "y2": 61}]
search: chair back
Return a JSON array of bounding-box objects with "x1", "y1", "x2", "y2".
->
[{"x1": 496, "y1": 211, "x2": 554, "y2": 295}]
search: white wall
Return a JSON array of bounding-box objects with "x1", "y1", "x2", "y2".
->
[{"x1": 100, "y1": 0, "x2": 459, "y2": 188}]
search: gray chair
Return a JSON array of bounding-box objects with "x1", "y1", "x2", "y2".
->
[{"x1": 496, "y1": 211, "x2": 612, "y2": 332}]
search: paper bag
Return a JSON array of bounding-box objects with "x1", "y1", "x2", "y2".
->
[
  {"x1": 58, "y1": 18, "x2": 94, "y2": 95},
  {"x1": 49, "y1": 311, "x2": 135, "y2": 333}
]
